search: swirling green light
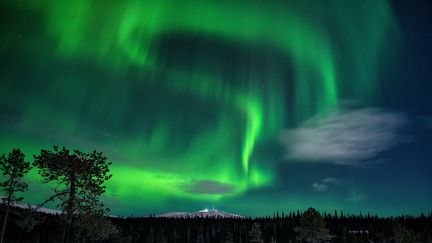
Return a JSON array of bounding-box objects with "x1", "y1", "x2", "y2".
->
[{"x1": 0, "y1": 0, "x2": 399, "y2": 214}]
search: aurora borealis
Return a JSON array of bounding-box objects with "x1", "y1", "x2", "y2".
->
[{"x1": 1, "y1": 0, "x2": 432, "y2": 216}]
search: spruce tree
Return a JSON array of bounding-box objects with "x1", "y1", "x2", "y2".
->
[
  {"x1": 294, "y1": 208, "x2": 334, "y2": 243},
  {"x1": 0, "y1": 148, "x2": 31, "y2": 243},
  {"x1": 249, "y1": 223, "x2": 264, "y2": 243},
  {"x1": 155, "y1": 228, "x2": 167, "y2": 243},
  {"x1": 392, "y1": 220, "x2": 415, "y2": 243},
  {"x1": 33, "y1": 146, "x2": 113, "y2": 242},
  {"x1": 224, "y1": 230, "x2": 235, "y2": 243}
]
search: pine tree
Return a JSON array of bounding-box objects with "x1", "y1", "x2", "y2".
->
[
  {"x1": 249, "y1": 223, "x2": 264, "y2": 243},
  {"x1": 155, "y1": 228, "x2": 167, "y2": 243},
  {"x1": 0, "y1": 148, "x2": 31, "y2": 243},
  {"x1": 145, "y1": 226, "x2": 155, "y2": 243},
  {"x1": 224, "y1": 230, "x2": 235, "y2": 243},
  {"x1": 392, "y1": 220, "x2": 415, "y2": 243},
  {"x1": 33, "y1": 146, "x2": 113, "y2": 242},
  {"x1": 294, "y1": 208, "x2": 334, "y2": 243}
]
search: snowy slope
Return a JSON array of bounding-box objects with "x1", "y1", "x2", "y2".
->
[
  {"x1": 157, "y1": 209, "x2": 244, "y2": 218},
  {"x1": 10, "y1": 201, "x2": 62, "y2": 215},
  {"x1": 0, "y1": 196, "x2": 61, "y2": 215}
]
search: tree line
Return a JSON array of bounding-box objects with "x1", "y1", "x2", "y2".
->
[
  {"x1": 2, "y1": 206, "x2": 431, "y2": 242},
  {"x1": 0, "y1": 147, "x2": 115, "y2": 243}
]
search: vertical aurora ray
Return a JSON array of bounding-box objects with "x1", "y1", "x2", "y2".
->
[{"x1": 0, "y1": 0, "x2": 399, "y2": 213}]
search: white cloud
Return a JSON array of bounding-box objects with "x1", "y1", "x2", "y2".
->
[
  {"x1": 183, "y1": 180, "x2": 235, "y2": 194},
  {"x1": 280, "y1": 108, "x2": 406, "y2": 166},
  {"x1": 322, "y1": 177, "x2": 340, "y2": 184},
  {"x1": 311, "y1": 177, "x2": 340, "y2": 192},
  {"x1": 311, "y1": 183, "x2": 328, "y2": 192}
]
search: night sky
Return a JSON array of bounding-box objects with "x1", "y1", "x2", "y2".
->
[{"x1": 1, "y1": 0, "x2": 431, "y2": 217}]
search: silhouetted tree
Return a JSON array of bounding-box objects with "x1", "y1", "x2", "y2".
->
[
  {"x1": 155, "y1": 228, "x2": 167, "y2": 243},
  {"x1": 0, "y1": 148, "x2": 31, "y2": 243},
  {"x1": 145, "y1": 226, "x2": 155, "y2": 243},
  {"x1": 14, "y1": 204, "x2": 46, "y2": 232},
  {"x1": 269, "y1": 236, "x2": 277, "y2": 243},
  {"x1": 294, "y1": 208, "x2": 334, "y2": 243},
  {"x1": 249, "y1": 223, "x2": 264, "y2": 243},
  {"x1": 33, "y1": 146, "x2": 113, "y2": 242},
  {"x1": 224, "y1": 229, "x2": 235, "y2": 243},
  {"x1": 392, "y1": 220, "x2": 415, "y2": 243}
]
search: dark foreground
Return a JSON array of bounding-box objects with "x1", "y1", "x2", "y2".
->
[{"x1": 2, "y1": 207, "x2": 431, "y2": 243}]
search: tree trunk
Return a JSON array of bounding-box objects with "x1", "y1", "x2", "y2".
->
[
  {"x1": 64, "y1": 172, "x2": 76, "y2": 243},
  {"x1": 0, "y1": 175, "x2": 14, "y2": 243}
]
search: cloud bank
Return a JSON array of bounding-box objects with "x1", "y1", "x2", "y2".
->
[{"x1": 280, "y1": 108, "x2": 406, "y2": 166}]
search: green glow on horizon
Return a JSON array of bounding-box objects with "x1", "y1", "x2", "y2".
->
[{"x1": 0, "y1": 0, "x2": 399, "y2": 215}]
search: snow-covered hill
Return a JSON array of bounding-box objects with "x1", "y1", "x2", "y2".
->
[
  {"x1": 2, "y1": 196, "x2": 243, "y2": 219},
  {"x1": 9, "y1": 201, "x2": 62, "y2": 215},
  {"x1": 157, "y1": 209, "x2": 244, "y2": 218},
  {"x1": 0, "y1": 196, "x2": 60, "y2": 215}
]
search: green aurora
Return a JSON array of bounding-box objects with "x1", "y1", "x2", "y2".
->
[{"x1": 0, "y1": 0, "x2": 403, "y2": 215}]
